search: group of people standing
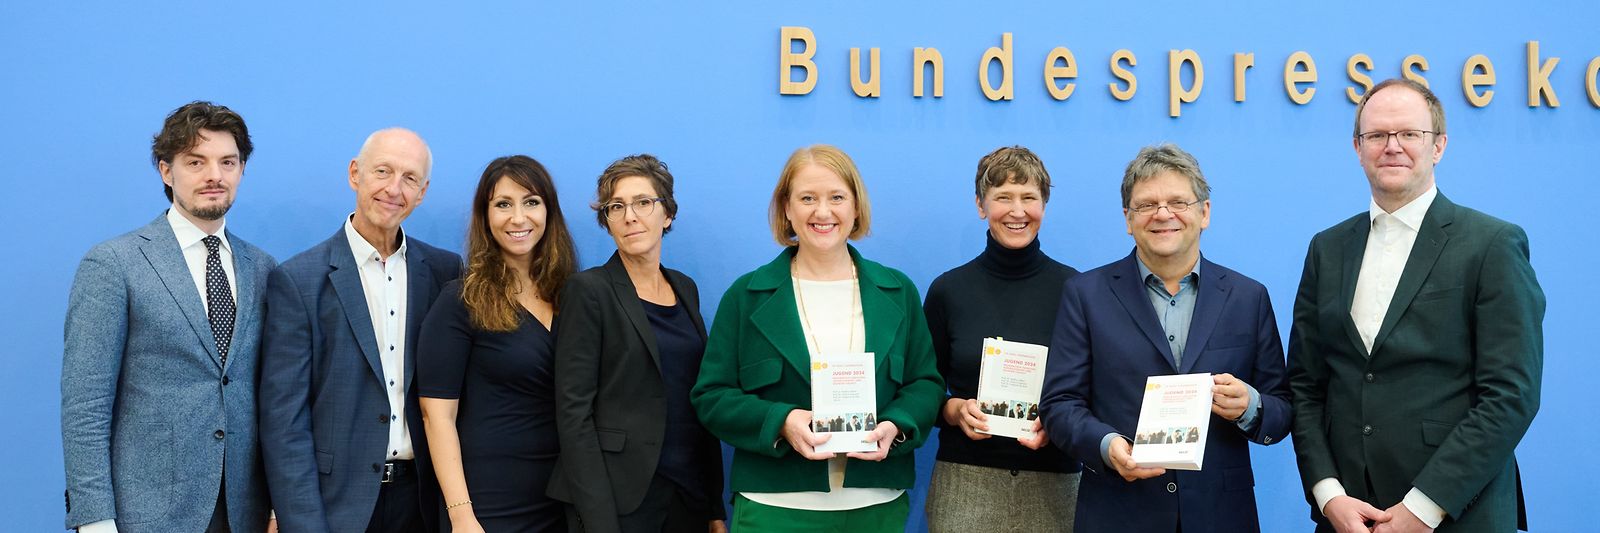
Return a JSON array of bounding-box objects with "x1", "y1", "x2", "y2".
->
[{"x1": 62, "y1": 76, "x2": 1543, "y2": 533}]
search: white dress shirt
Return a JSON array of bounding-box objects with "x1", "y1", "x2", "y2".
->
[
  {"x1": 343, "y1": 217, "x2": 414, "y2": 461},
  {"x1": 1313, "y1": 185, "x2": 1445, "y2": 528}
]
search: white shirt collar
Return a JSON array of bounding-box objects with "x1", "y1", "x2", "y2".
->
[
  {"x1": 166, "y1": 206, "x2": 229, "y2": 253},
  {"x1": 1368, "y1": 184, "x2": 1437, "y2": 232},
  {"x1": 342, "y1": 214, "x2": 407, "y2": 264}
]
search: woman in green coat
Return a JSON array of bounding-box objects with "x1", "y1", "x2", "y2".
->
[{"x1": 690, "y1": 145, "x2": 944, "y2": 532}]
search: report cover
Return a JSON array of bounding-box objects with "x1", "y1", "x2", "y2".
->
[
  {"x1": 810, "y1": 352, "x2": 878, "y2": 454},
  {"x1": 975, "y1": 338, "x2": 1047, "y2": 439},
  {"x1": 1130, "y1": 372, "x2": 1213, "y2": 470}
]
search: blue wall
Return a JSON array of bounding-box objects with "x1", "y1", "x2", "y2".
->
[{"x1": 4, "y1": 2, "x2": 1593, "y2": 531}]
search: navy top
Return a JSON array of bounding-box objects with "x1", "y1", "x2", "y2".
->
[
  {"x1": 641, "y1": 298, "x2": 709, "y2": 497},
  {"x1": 923, "y1": 233, "x2": 1082, "y2": 474},
  {"x1": 417, "y1": 281, "x2": 564, "y2": 531}
]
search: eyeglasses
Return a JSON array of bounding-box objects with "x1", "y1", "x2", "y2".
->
[
  {"x1": 1128, "y1": 199, "x2": 1201, "y2": 216},
  {"x1": 602, "y1": 197, "x2": 663, "y2": 221},
  {"x1": 1356, "y1": 130, "x2": 1436, "y2": 148}
]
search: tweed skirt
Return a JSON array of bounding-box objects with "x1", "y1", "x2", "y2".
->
[{"x1": 924, "y1": 460, "x2": 1079, "y2": 533}]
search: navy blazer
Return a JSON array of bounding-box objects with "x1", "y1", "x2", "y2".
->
[
  {"x1": 1039, "y1": 252, "x2": 1291, "y2": 533},
  {"x1": 61, "y1": 213, "x2": 275, "y2": 532},
  {"x1": 259, "y1": 226, "x2": 460, "y2": 533}
]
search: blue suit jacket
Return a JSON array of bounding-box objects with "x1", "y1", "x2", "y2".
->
[
  {"x1": 1039, "y1": 252, "x2": 1291, "y2": 533},
  {"x1": 258, "y1": 226, "x2": 459, "y2": 533},
  {"x1": 62, "y1": 213, "x2": 276, "y2": 532}
]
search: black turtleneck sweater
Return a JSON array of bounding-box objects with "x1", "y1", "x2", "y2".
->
[{"x1": 923, "y1": 232, "x2": 1080, "y2": 473}]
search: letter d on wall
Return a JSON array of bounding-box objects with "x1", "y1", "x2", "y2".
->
[
  {"x1": 980, "y1": 33, "x2": 1015, "y2": 101},
  {"x1": 780, "y1": 26, "x2": 817, "y2": 95}
]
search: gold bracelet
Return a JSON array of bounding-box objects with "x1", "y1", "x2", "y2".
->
[{"x1": 446, "y1": 500, "x2": 472, "y2": 510}]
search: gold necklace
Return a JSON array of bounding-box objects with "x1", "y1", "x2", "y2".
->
[{"x1": 792, "y1": 257, "x2": 860, "y2": 356}]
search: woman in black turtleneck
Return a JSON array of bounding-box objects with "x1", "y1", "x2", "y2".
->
[{"x1": 921, "y1": 146, "x2": 1081, "y2": 533}]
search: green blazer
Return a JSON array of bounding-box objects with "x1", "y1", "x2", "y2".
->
[
  {"x1": 691, "y1": 246, "x2": 944, "y2": 494},
  {"x1": 1287, "y1": 193, "x2": 1544, "y2": 532}
]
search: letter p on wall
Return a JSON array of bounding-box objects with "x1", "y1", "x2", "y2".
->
[{"x1": 1169, "y1": 50, "x2": 1203, "y2": 117}]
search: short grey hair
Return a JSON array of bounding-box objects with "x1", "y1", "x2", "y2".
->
[{"x1": 1119, "y1": 143, "x2": 1210, "y2": 208}]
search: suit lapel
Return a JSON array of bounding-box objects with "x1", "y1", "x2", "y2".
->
[
  {"x1": 749, "y1": 249, "x2": 812, "y2": 382},
  {"x1": 226, "y1": 230, "x2": 261, "y2": 373},
  {"x1": 404, "y1": 245, "x2": 435, "y2": 392},
  {"x1": 1338, "y1": 217, "x2": 1372, "y2": 358},
  {"x1": 855, "y1": 249, "x2": 903, "y2": 372},
  {"x1": 1107, "y1": 252, "x2": 1177, "y2": 370},
  {"x1": 605, "y1": 254, "x2": 662, "y2": 373},
  {"x1": 138, "y1": 214, "x2": 224, "y2": 369},
  {"x1": 1180, "y1": 258, "x2": 1231, "y2": 374},
  {"x1": 327, "y1": 231, "x2": 386, "y2": 385},
  {"x1": 1370, "y1": 196, "x2": 1454, "y2": 356}
]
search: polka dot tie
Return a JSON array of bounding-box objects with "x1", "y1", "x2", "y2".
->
[{"x1": 202, "y1": 235, "x2": 236, "y2": 365}]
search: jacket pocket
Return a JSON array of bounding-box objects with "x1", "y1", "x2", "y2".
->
[
  {"x1": 1207, "y1": 334, "x2": 1252, "y2": 350},
  {"x1": 739, "y1": 358, "x2": 782, "y2": 391},
  {"x1": 112, "y1": 423, "x2": 173, "y2": 524},
  {"x1": 315, "y1": 449, "x2": 334, "y2": 474},
  {"x1": 1421, "y1": 419, "x2": 1455, "y2": 447},
  {"x1": 596, "y1": 427, "x2": 628, "y2": 452}
]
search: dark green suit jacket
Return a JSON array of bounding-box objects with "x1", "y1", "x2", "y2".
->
[
  {"x1": 691, "y1": 246, "x2": 944, "y2": 494},
  {"x1": 1288, "y1": 193, "x2": 1544, "y2": 532}
]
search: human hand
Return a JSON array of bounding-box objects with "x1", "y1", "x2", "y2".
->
[
  {"x1": 266, "y1": 516, "x2": 277, "y2": 533},
  {"x1": 846, "y1": 421, "x2": 900, "y2": 462},
  {"x1": 780, "y1": 409, "x2": 834, "y2": 460},
  {"x1": 1016, "y1": 418, "x2": 1050, "y2": 450},
  {"x1": 708, "y1": 519, "x2": 728, "y2": 533},
  {"x1": 1322, "y1": 495, "x2": 1392, "y2": 533},
  {"x1": 1210, "y1": 373, "x2": 1250, "y2": 421},
  {"x1": 942, "y1": 397, "x2": 991, "y2": 440},
  {"x1": 1371, "y1": 502, "x2": 1432, "y2": 533},
  {"x1": 1107, "y1": 436, "x2": 1166, "y2": 482}
]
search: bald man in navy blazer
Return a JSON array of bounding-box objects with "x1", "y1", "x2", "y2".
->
[
  {"x1": 259, "y1": 128, "x2": 460, "y2": 533},
  {"x1": 62, "y1": 102, "x2": 274, "y2": 533}
]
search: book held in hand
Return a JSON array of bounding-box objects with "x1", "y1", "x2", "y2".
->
[
  {"x1": 974, "y1": 337, "x2": 1047, "y2": 439},
  {"x1": 810, "y1": 352, "x2": 878, "y2": 454},
  {"x1": 1130, "y1": 373, "x2": 1213, "y2": 470}
]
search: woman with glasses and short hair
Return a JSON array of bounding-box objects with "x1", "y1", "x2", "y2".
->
[
  {"x1": 691, "y1": 144, "x2": 944, "y2": 532},
  {"x1": 548, "y1": 154, "x2": 727, "y2": 533},
  {"x1": 921, "y1": 146, "x2": 1081, "y2": 533}
]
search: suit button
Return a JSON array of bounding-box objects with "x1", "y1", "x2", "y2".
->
[
  {"x1": 372, "y1": 463, "x2": 381, "y2": 473},
  {"x1": 1364, "y1": 373, "x2": 1375, "y2": 383},
  {"x1": 1166, "y1": 482, "x2": 1177, "y2": 493},
  {"x1": 222, "y1": 376, "x2": 231, "y2": 386},
  {"x1": 213, "y1": 430, "x2": 225, "y2": 439},
  {"x1": 379, "y1": 415, "x2": 390, "y2": 424},
  {"x1": 1362, "y1": 425, "x2": 1374, "y2": 436}
]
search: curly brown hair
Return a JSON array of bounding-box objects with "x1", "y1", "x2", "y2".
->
[
  {"x1": 461, "y1": 155, "x2": 578, "y2": 332},
  {"x1": 150, "y1": 101, "x2": 252, "y2": 202}
]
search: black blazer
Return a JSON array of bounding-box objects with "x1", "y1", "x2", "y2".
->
[
  {"x1": 548, "y1": 253, "x2": 725, "y2": 533},
  {"x1": 1288, "y1": 193, "x2": 1544, "y2": 532}
]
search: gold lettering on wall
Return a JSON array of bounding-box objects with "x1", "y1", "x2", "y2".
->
[
  {"x1": 1402, "y1": 54, "x2": 1430, "y2": 87},
  {"x1": 1527, "y1": 40, "x2": 1560, "y2": 107},
  {"x1": 1044, "y1": 47, "x2": 1078, "y2": 101},
  {"x1": 850, "y1": 47, "x2": 881, "y2": 97},
  {"x1": 913, "y1": 47, "x2": 945, "y2": 97},
  {"x1": 1234, "y1": 53, "x2": 1255, "y2": 102},
  {"x1": 1587, "y1": 57, "x2": 1600, "y2": 107},
  {"x1": 1461, "y1": 54, "x2": 1496, "y2": 107},
  {"x1": 1110, "y1": 49, "x2": 1137, "y2": 101},
  {"x1": 779, "y1": 26, "x2": 817, "y2": 95},
  {"x1": 979, "y1": 33, "x2": 1015, "y2": 101},
  {"x1": 1169, "y1": 49, "x2": 1203, "y2": 117},
  {"x1": 1285, "y1": 51, "x2": 1317, "y2": 105},
  {"x1": 1346, "y1": 53, "x2": 1375, "y2": 104}
]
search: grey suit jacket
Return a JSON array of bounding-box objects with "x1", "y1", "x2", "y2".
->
[{"x1": 61, "y1": 213, "x2": 276, "y2": 532}]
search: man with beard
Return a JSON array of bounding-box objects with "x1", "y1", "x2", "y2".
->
[{"x1": 62, "y1": 101, "x2": 276, "y2": 533}]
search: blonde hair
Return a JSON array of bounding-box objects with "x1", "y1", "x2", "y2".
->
[{"x1": 768, "y1": 145, "x2": 873, "y2": 246}]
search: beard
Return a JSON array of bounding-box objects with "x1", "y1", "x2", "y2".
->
[{"x1": 178, "y1": 195, "x2": 232, "y2": 221}]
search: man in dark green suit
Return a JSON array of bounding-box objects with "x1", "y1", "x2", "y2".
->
[{"x1": 1288, "y1": 78, "x2": 1545, "y2": 533}]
